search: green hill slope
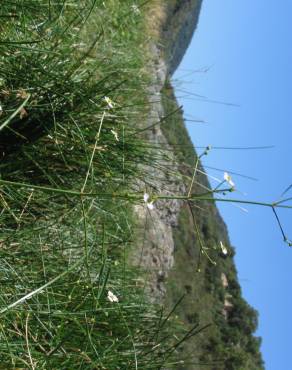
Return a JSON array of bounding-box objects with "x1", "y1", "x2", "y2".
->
[{"x1": 161, "y1": 83, "x2": 264, "y2": 369}]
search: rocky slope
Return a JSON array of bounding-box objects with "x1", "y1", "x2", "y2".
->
[{"x1": 134, "y1": 1, "x2": 265, "y2": 368}]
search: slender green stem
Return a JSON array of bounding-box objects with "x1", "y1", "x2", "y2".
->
[
  {"x1": 0, "y1": 253, "x2": 88, "y2": 315},
  {"x1": 0, "y1": 93, "x2": 31, "y2": 131},
  {"x1": 1, "y1": 179, "x2": 292, "y2": 208}
]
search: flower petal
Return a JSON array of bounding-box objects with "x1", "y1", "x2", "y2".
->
[
  {"x1": 110, "y1": 129, "x2": 119, "y2": 141},
  {"x1": 147, "y1": 201, "x2": 154, "y2": 210},
  {"x1": 224, "y1": 172, "x2": 235, "y2": 187},
  {"x1": 103, "y1": 96, "x2": 115, "y2": 109},
  {"x1": 220, "y1": 241, "x2": 228, "y2": 255},
  {"x1": 107, "y1": 290, "x2": 119, "y2": 303},
  {"x1": 143, "y1": 193, "x2": 150, "y2": 203}
]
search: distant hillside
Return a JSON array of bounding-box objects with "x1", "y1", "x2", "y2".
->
[
  {"x1": 152, "y1": 1, "x2": 265, "y2": 368},
  {"x1": 161, "y1": 0, "x2": 203, "y2": 74},
  {"x1": 161, "y1": 83, "x2": 264, "y2": 369}
]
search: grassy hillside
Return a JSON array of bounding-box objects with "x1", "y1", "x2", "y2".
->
[{"x1": 161, "y1": 82, "x2": 264, "y2": 369}]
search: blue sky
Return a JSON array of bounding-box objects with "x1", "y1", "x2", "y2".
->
[{"x1": 173, "y1": 1, "x2": 292, "y2": 369}]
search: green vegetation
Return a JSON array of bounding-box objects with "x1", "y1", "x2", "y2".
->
[
  {"x1": 0, "y1": 1, "x2": 278, "y2": 369},
  {"x1": 161, "y1": 0, "x2": 203, "y2": 74},
  {"x1": 161, "y1": 82, "x2": 264, "y2": 369},
  {"x1": 0, "y1": 2, "x2": 189, "y2": 368}
]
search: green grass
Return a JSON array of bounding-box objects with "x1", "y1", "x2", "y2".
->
[{"x1": 0, "y1": 2, "x2": 190, "y2": 368}]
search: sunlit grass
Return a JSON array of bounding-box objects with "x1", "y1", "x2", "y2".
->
[{"x1": 0, "y1": 1, "x2": 191, "y2": 368}]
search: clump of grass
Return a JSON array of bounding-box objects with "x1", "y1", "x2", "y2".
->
[{"x1": 0, "y1": 1, "x2": 194, "y2": 368}]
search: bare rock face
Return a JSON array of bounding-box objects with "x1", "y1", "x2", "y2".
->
[
  {"x1": 130, "y1": 41, "x2": 186, "y2": 302},
  {"x1": 133, "y1": 204, "x2": 176, "y2": 302},
  {"x1": 131, "y1": 1, "x2": 204, "y2": 303},
  {"x1": 161, "y1": 0, "x2": 203, "y2": 75}
]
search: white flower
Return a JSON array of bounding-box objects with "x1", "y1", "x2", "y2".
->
[
  {"x1": 224, "y1": 172, "x2": 235, "y2": 188},
  {"x1": 110, "y1": 129, "x2": 119, "y2": 141},
  {"x1": 103, "y1": 96, "x2": 115, "y2": 109},
  {"x1": 143, "y1": 193, "x2": 154, "y2": 210},
  {"x1": 107, "y1": 290, "x2": 119, "y2": 303},
  {"x1": 146, "y1": 202, "x2": 154, "y2": 210},
  {"x1": 131, "y1": 4, "x2": 140, "y2": 14},
  {"x1": 143, "y1": 193, "x2": 150, "y2": 202},
  {"x1": 220, "y1": 241, "x2": 228, "y2": 255}
]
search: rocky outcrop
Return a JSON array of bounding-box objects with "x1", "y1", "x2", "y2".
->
[
  {"x1": 132, "y1": 0, "x2": 204, "y2": 303},
  {"x1": 161, "y1": 0, "x2": 203, "y2": 74},
  {"x1": 131, "y1": 42, "x2": 185, "y2": 302}
]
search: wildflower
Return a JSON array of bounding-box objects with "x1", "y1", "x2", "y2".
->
[
  {"x1": 143, "y1": 193, "x2": 154, "y2": 210},
  {"x1": 110, "y1": 129, "x2": 119, "y2": 141},
  {"x1": 107, "y1": 290, "x2": 119, "y2": 303},
  {"x1": 220, "y1": 241, "x2": 228, "y2": 255},
  {"x1": 223, "y1": 172, "x2": 235, "y2": 188},
  {"x1": 103, "y1": 96, "x2": 115, "y2": 109},
  {"x1": 131, "y1": 4, "x2": 140, "y2": 14}
]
